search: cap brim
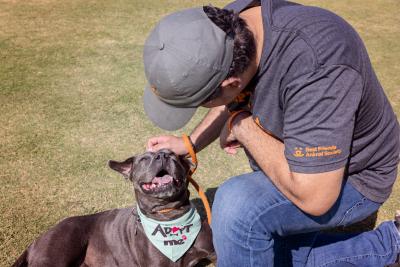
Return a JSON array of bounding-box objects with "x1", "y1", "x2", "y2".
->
[{"x1": 143, "y1": 84, "x2": 197, "y2": 131}]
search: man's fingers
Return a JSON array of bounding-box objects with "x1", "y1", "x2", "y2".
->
[
  {"x1": 151, "y1": 143, "x2": 170, "y2": 152},
  {"x1": 226, "y1": 141, "x2": 241, "y2": 148},
  {"x1": 224, "y1": 146, "x2": 238, "y2": 155},
  {"x1": 146, "y1": 138, "x2": 159, "y2": 151},
  {"x1": 146, "y1": 135, "x2": 186, "y2": 154},
  {"x1": 229, "y1": 143, "x2": 242, "y2": 149},
  {"x1": 151, "y1": 144, "x2": 162, "y2": 152},
  {"x1": 147, "y1": 136, "x2": 167, "y2": 151},
  {"x1": 222, "y1": 141, "x2": 242, "y2": 155}
]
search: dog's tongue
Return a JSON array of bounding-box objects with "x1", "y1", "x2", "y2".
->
[
  {"x1": 142, "y1": 175, "x2": 174, "y2": 191},
  {"x1": 152, "y1": 175, "x2": 173, "y2": 185}
]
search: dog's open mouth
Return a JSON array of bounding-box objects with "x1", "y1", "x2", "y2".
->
[{"x1": 141, "y1": 169, "x2": 181, "y2": 193}]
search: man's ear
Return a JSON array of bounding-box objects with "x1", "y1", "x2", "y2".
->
[
  {"x1": 221, "y1": 77, "x2": 241, "y2": 89},
  {"x1": 108, "y1": 156, "x2": 135, "y2": 179}
]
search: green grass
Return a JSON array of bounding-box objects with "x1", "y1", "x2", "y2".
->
[{"x1": 0, "y1": 0, "x2": 398, "y2": 265}]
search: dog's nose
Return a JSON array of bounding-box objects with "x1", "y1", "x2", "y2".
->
[{"x1": 155, "y1": 151, "x2": 168, "y2": 161}]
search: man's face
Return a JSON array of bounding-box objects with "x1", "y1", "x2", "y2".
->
[{"x1": 201, "y1": 78, "x2": 243, "y2": 108}]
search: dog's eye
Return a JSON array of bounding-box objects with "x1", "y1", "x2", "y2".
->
[{"x1": 139, "y1": 157, "x2": 148, "y2": 163}]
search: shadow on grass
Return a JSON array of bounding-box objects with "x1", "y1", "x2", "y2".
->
[
  {"x1": 194, "y1": 258, "x2": 214, "y2": 267},
  {"x1": 191, "y1": 187, "x2": 218, "y2": 222}
]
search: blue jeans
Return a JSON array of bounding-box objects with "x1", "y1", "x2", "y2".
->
[{"x1": 211, "y1": 171, "x2": 400, "y2": 266}]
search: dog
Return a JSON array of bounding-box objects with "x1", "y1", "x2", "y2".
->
[{"x1": 13, "y1": 149, "x2": 215, "y2": 267}]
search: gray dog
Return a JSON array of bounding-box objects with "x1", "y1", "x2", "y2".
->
[{"x1": 13, "y1": 149, "x2": 215, "y2": 267}]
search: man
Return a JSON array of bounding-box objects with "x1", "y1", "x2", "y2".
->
[{"x1": 142, "y1": 1, "x2": 400, "y2": 266}]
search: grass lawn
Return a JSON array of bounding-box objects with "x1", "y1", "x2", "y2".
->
[{"x1": 0, "y1": 0, "x2": 399, "y2": 265}]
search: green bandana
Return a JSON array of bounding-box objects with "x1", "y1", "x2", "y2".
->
[{"x1": 137, "y1": 205, "x2": 202, "y2": 262}]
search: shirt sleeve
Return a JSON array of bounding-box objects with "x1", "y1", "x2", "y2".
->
[{"x1": 283, "y1": 65, "x2": 363, "y2": 173}]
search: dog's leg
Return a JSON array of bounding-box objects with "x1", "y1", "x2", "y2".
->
[{"x1": 17, "y1": 215, "x2": 91, "y2": 267}]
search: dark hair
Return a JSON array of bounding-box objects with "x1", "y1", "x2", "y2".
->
[{"x1": 203, "y1": 5, "x2": 256, "y2": 78}]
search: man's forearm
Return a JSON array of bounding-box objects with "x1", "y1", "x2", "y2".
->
[
  {"x1": 232, "y1": 115, "x2": 343, "y2": 216},
  {"x1": 190, "y1": 105, "x2": 230, "y2": 152},
  {"x1": 232, "y1": 116, "x2": 298, "y2": 199}
]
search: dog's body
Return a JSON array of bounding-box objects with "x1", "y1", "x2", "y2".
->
[{"x1": 13, "y1": 150, "x2": 215, "y2": 267}]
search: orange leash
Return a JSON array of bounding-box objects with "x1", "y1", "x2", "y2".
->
[{"x1": 182, "y1": 134, "x2": 212, "y2": 225}]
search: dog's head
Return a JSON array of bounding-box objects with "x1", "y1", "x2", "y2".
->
[{"x1": 108, "y1": 149, "x2": 192, "y2": 201}]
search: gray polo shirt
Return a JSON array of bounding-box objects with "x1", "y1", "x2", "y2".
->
[{"x1": 225, "y1": 0, "x2": 399, "y2": 203}]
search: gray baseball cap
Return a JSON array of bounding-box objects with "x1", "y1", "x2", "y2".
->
[{"x1": 143, "y1": 7, "x2": 234, "y2": 131}]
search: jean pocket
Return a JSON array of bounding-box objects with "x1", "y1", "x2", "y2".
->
[{"x1": 337, "y1": 197, "x2": 369, "y2": 227}]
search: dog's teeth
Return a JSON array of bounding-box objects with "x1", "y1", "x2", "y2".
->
[{"x1": 142, "y1": 183, "x2": 153, "y2": 191}]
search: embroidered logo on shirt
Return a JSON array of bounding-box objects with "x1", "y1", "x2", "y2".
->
[
  {"x1": 293, "y1": 146, "x2": 342, "y2": 158},
  {"x1": 293, "y1": 147, "x2": 305, "y2": 157}
]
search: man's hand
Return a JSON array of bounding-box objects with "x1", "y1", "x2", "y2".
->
[
  {"x1": 219, "y1": 123, "x2": 241, "y2": 155},
  {"x1": 219, "y1": 112, "x2": 251, "y2": 155},
  {"x1": 147, "y1": 106, "x2": 230, "y2": 157},
  {"x1": 146, "y1": 135, "x2": 188, "y2": 155}
]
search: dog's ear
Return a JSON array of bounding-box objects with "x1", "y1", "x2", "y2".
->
[{"x1": 108, "y1": 157, "x2": 135, "y2": 179}]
